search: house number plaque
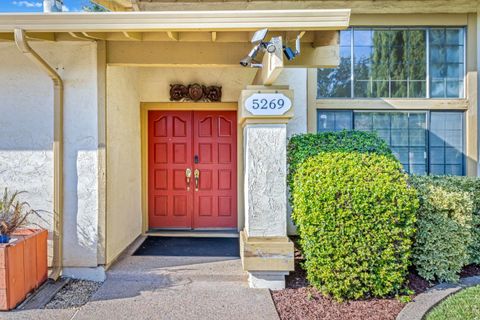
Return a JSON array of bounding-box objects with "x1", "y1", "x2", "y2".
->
[{"x1": 245, "y1": 93, "x2": 292, "y2": 116}]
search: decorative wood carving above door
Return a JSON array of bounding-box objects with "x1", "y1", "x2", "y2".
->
[{"x1": 169, "y1": 84, "x2": 222, "y2": 102}]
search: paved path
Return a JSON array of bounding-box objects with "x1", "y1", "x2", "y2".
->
[{"x1": 1, "y1": 239, "x2": 279, "y2": 320}]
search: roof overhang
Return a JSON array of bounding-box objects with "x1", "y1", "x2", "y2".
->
[
  {"x1": 1, "y1": 10, "x2": 350, "y2": 74},
  {"x1": 0, "y1": 10, "x2": 350, "y2": 33}
]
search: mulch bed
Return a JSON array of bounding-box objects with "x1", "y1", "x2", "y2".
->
[{"x1": 270, "y1": 238, "x2": 480, "y2": 320}]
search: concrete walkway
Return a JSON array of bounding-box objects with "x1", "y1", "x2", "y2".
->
[{"x1": 2, "y1": 238, "x2": 279, "y2": 320}]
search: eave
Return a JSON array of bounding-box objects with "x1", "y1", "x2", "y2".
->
[{"x1": 0, "y1": 10, "x2": 350, "y2": 33}]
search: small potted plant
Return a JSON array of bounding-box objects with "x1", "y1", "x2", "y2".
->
[{"x1": 0, "y1": 188, "x2": 48, "y2": 310}]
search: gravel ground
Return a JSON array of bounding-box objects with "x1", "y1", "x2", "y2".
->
[
  {"x1": 270, "y1": 238, "x2": 480, "y2": 320},
  {"x1": 45, "y1": 279, "x2": 103, "y2": 309}
]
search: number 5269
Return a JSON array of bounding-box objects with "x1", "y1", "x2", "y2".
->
[{"x1": 251, "y1": 98, "x2": 285, "y2": 110}]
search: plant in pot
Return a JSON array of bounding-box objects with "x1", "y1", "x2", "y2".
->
[
  {"x1": 0, "y1": 188, "x2": 48, "y2": 310},
  {"x1": 0, "y1": 189, "x2": 39, "y2": 243}
]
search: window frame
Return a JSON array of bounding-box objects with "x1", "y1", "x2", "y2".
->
[
  {"x1": 316, "y1": 109, "x2": 465, "y2": 175},
  {"x1": 316, "y1": 26, "x2": 467, "y2": 100}
]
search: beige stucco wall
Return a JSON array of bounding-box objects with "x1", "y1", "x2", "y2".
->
[
  {"x1": 137, "y1": 67, "x2": 257, "y2": 102},
  {"x1": 0, "y1": 42, "x2": 100, "y2": 268},
  {"x1": 105, "y1": 66, "x2": 142, "y2": 264},
  {"x1": 273, "y1": 69, "x2": 308, "y2": 235}
]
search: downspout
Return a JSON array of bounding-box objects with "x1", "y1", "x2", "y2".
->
[{"x1": 14, "y1": 29, "x2": 64, "y2": 281}]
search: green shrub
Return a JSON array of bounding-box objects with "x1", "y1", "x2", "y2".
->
[
  {"x1": 287, "y1": 131, "x2": 394, "y2": 197},
  {"x1": 418, "y1": 176, "x2": 480, "y2": 265},
  {"x1": 410, "y1": 176, "x2": 476, "y2": 282},
  {"x1": 292, "y1": 152, "x2": 418, "y2": 300}
]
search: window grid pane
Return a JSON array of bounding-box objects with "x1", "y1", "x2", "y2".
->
[
  {"x1": 353, "y1": 111, "x2": 427, "y2": 174},
  {"x1": 317, "y1": 110, "x2": 353, "y2": 132},
  {"x1": 428, "y1": 28, "x2": 464, "y2": 98},
  {"x1": 317, "y1": 27, "x2": 465, "y2": 99},
  {"x1": 428, "y1": 112, "x2": 464, "y2": 175},
  {"x1": 316, "y1": 110, "x2": 465, "y2": 176}
]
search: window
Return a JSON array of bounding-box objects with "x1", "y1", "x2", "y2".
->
[
  {"x1": 429, "y1": 112, "x2": 464, "y2": 175},
  {"x1": 317, "y1": 110, "x2": 353, "y2": 132},
  {"x1": 429, "y1": 28, "x2": 465, "y2": 98},
  {"x1": 317, "y1": 27, "x2": 465, "y2": 99},
  {"x1": 317, "y1": 110, "x2": 465, "y2": 175}
]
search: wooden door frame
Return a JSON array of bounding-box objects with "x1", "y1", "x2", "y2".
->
[{"x1": 140, "y1": 102, "x2": 241, "y2": 234}]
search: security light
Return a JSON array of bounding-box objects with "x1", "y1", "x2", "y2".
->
[
  {"x1": 283, "y1": 34, "x2": 301, "y2": 61},
  {"x1": 251, "y1": 28, "x2": 269, "y2": 44},
  {"x1": 240, "y1": 29, "x2": 277, "y2": 68},
  {"x1": 239, "y1": 43, "x2": 262, "y2": 67}
]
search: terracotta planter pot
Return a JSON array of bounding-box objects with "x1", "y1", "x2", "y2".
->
[{"x1": 0, "y1": 229, "x2": 48, "y2": 310}]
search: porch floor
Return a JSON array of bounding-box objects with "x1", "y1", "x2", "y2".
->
[{"x1": 2, "y1": 236, "x2": 279, "y2": 320}]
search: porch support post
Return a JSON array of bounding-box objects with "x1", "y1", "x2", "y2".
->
[{"x1": 238, "y1": 85, "x2": 294, "y2": 289}]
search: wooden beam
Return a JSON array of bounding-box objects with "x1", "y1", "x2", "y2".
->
[
  {"x1": 108, "y1": 40, "x2": 341, "y2": 68},
  {"x1": 0, "y1": 33, "x2": 13, "y2": 41},
  {"x1": 285, "y1": 43, "x2": 340, "y2": 68},
  {"x1": 68, "y1": 32, "x2": 92, "y2": 41},
  {"x1": 122, "y1": 31, "x2": 142, "y2": 41},
  {"x1": 26, "y1": 32, "x2": 55, "y2": 41},
  {"x1": 286, "y1": 31, "x2": 306, "y2": 41},
  {"x1": 82, "y1": 32, "x2": 108, "y2": 40},
  {"x1": 253, "y1": 36, "x2": 284, "y2": 85},
  {"x1": 0, "y1": 32, "x2": 55, "y2": 41},
  {"x1": 313, "y1": 30, "x2": 339, "y2": 48},
  {"x1": 166, "y1": 31, "x2": 179, "y2": 41},
  {"x1": 107, "y1": 41, "x2": 253, "y2": 66}
]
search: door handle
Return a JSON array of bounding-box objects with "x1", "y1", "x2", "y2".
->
[
  {"x1": 185, "y1": 168, "x2": 192, "y2": 191},
  {"x1": 194, "y1": 169, "x2": 200, "y2": 192}
]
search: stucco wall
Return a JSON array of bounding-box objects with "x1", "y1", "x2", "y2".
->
[
  {"x1": 137, "y1": 67, "x2": 256, "y2": 102},
  {"x1": 275, "y1": 69, "x2": 308, "y2": 137},
  {"x1": 0, "y1": 42, "x2": 99, "y2": 267},
  {"x1": 274, "y1": 68, "x2": 308, "y2": 235},
  {"x1": 106, "y1": 66, "x2": 142, "y2": 264}
]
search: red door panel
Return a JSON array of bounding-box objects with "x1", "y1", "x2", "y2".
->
[
  {"x1": 148, "y1": 110, "x2": 237, "y2": 229},
  {"x1": 193, "y1": 111, "x2": 237, "y2": 228},
  {"x1": 148, "y1": 111, "x2": 193, "y2": 228}
]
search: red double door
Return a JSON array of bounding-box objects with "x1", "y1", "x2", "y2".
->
[{"x1": 148, "y1": 110, "x2": 237, "y2": 229}]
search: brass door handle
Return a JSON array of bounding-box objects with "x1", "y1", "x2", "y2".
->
[
  {"x1": 185, "y1": 168, "x2": 192, "y2": 191},
  {"x1": 194, "y1": 169, "x2": 200, "y2": 191}
]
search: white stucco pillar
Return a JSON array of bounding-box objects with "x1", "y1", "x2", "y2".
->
[
  {"x1": 244, "y1": 124, "x2": 288, "y2": 237},
  {"x1": 239, "y1": 85, "x2": 294, "y2": 289}
]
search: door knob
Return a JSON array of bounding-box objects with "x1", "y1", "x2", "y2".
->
[
  {"x1": 185, "y1": 168, "x2": 192, "y2": 191},
  {"x1": 194, "y1": 169, "x2": 200, "y2": 191}
]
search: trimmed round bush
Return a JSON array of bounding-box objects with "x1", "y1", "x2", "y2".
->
[
  {"x1": 287, "y1": 131, "x2": 394, "y2": 195},
  {"x1": 292, "y1": 152, "x2": 418, "y2": 300},
  {"x1": 410, "y1": 176, "x2": 474, "y2": 282}
]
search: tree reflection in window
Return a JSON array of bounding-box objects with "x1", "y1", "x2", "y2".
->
[{"x1": 317, "y1": 27, "x2": 462, "y2": 99}]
